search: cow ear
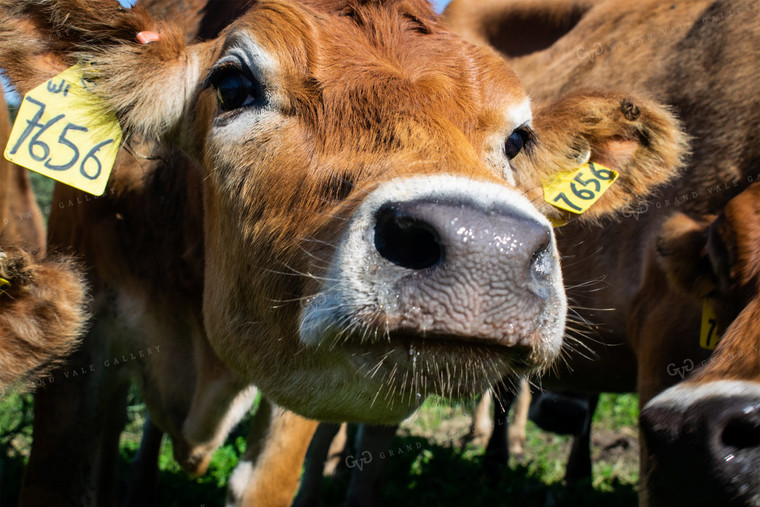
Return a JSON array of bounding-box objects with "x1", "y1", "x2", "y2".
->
[
  {"x1": 655, "y1": 212, "x2": 717, "y2": 299},
  {"x1": 0, "y1": 0, "x2": 207, "y2": 144},
  {"x1": 511, "y1": 92, "x2": 689, "y2": 224},
  {"x1": 0, "y1": 0, "x2": 153, "y2": 93}
]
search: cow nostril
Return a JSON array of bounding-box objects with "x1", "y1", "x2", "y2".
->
[
  {"x1": 721, "y1": 418, "x2": 760, "y2": 450},
  {"x1": 528, "y1": 240, "x2": 555, "y2": 297},
  {"x1": 374, "y1": 206, "x2": 443, "y2": 270},
  {"x1": 531, "y1": 244, "x2": 553, "y2": 277}
]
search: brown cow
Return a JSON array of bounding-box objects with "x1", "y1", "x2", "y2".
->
[
  {"x1": 0, "y1": 91, "x2": 87, "y2": 392},
  {"x1": 0, "y1": 0, "x2": 685, "y2": 504},
  {"x1": 443, "y1": 0, "x2": 760, "y2": 504},
  {"x1": 640, "y1": 184, "x2": 760, "y2": 506}
]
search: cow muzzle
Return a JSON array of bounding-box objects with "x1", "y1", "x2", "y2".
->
[
  {"x1": 299, "y1": 175, "x2": 566, "y2": 398},
  {"x1": 640, "y1": 380, "x2": 760, "y2": 506}
]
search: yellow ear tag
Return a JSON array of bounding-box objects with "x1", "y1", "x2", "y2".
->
[
  {"x1": 700, "y1": 297, "x2": 722, "y2": 350},
  {"x1": 4, "y1": 64, "x2": 122, "y2": 196},
  {"x1": 0, "y1": 277, "x2": 10, "y2": 295},
  {"x1": 543, "y1": 162, "x2": 619, "y2": 215}
]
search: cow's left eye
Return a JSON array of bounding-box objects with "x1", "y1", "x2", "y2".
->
[
  {"x1": 206, "y1": 66, "x2": 265, "y2": 112},
  {"x1": 504, "y1": 127, "x2": 532, "y2": 160}
]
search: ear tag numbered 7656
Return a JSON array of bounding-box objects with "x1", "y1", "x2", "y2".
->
[
  {"x1": 4, "y1": 65, "x2": 122, "y2": 196},
  {"x1": 543, "y1": 162, "x2": 619, "y2": 216}
]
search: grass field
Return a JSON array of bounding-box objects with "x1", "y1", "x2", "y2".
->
[
  {"x1": 1, "y1": 170, "x2": 641, "y2": 506},
  {"x1": 0, "y1": 387, "x2": 640, "y2": 506}
]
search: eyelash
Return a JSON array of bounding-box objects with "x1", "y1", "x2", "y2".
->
[{"x1": 203, "y1": 62, "x2": 245, "y2": 90}]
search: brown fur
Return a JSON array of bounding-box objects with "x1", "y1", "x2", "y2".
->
[
  {"x1": 0, "y1": 247, "x2": 87, "y2": 389},
  {"x1": 515, "y1": 92, "x2": 688, "y2": 223},
  {"x1": 228, "y1": 398, "x2": 319, "y2": 506},
  {"x1": 445, "y1": 0, "x2": 759, "y2": 215},
  {"x1": 441, "y1": 0, "x2": 760, "y2": 424},
  {"x1": 0, "y1": 97, "x2": 45, "y2": 253},
  {"x1": 17, "y1": 145, "x2": 254, "y2": 505},
  {"x1": 656, "y1": 212, "x2": 717, "y2": 299}
]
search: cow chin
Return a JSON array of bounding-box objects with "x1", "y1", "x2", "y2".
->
[
  {"x1": 295, "y1": 175, "x2": 567, "y2": 422},
  {"x1": 291, "y1": 320, "x2": 565, "y2": 424}
]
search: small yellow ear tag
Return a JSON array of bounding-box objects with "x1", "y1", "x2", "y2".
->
[
  {"x1": 4, "y1": 65, "x2": 122, "y2": 196},
  {"x1": 0, "y1": 277, "x2": 10, "y2": 295},
  {"x1": 543, "y1": 162, "x2": 619, "y2": 215},
  {"x1": 700, "y1": 298, "x2": 722, "y2": 350}
]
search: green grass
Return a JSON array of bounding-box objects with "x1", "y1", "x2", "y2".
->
[
  {"x1": 594, "y1": 393, "x2": 639, "y2": 431},
  {"x1": 0, "y1": 391, "x2": 639, "y2": 506}
]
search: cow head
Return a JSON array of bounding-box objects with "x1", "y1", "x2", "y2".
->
[
  {"x1": 0, "y1": 0, "x2": 685, "y2": 423},
  {"x1": 642, "y1": 183, "x2": 760, "y2": 506}
]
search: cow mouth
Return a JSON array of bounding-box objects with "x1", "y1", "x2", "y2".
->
[
  {"x1": 386, "y1": 331, "x2": 535, "y2": 367},
  {"x1": 336, "y1": 329, "x2": 541, "y2": 400}
]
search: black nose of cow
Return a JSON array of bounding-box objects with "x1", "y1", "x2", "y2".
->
[
  {"x1": 640, "y1": 393, "x2": 760, "y2": 505},
  {"x1": 373, "y1": 199, "x2": 553, "y2": 293}
]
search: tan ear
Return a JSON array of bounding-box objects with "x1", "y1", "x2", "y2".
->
[
  {"x1": 655, "y1": 212, "x2": 717, "y2": 299},
  {"x1": 512, "y1": 92, "x2": 689, "y2": 224},
  {"x1": 0, "y1": 0, "x2": 154, "y2": 92},
  {"x1": 0, "y1": 0, "x2": 207, "y2": 144}
]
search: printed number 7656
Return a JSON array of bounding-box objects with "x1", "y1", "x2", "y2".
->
[
  {"x1": 8, "y1": 96, "x2": 114, "y2": 180},
  {"x1": 552, "y1": 162, "x2": 615, "y2": 212}
]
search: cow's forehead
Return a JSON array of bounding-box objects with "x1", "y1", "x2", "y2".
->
[{"x1": 219, "y1": 0, "x2": 530, "y2": 137}]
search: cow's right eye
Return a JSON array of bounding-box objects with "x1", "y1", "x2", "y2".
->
[
  {"x1": 217, "y1": 72, "x2": 251, "y2": 110},
  {"x1": 206, "y1": 66, "x2": 265, "y2": 112}
]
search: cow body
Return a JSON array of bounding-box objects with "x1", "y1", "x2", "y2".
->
[{"x1": 19, "y1": 146, "x2": 259, "y2": 505}]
